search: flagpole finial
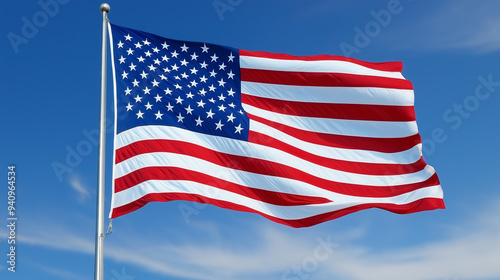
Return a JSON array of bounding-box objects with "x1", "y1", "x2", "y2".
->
[{"x1": 100, "y1": 3, "x2": 110, "y2": 13}]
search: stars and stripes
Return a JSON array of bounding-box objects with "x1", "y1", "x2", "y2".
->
[{"x1": 108, "y1": 23, "x2": 444, "y2": 227}]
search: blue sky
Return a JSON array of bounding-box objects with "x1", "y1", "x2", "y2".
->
[{"x1": 1, "y1": 0, "x2": 500, "y2": 279}]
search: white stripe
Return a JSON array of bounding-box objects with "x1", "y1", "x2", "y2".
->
[
  {"x1": 114, "y1": 127, "x2": 436, "y2": 186},
  {"x1": 117, "y1": 125, "x2": 422, "y2": 165},
  {"x1": 240, "y1": 55, "x2": 404, "y2": 79},
  {"x1": 250, "y1": 120, "x2": 422, "y2": 164},
  {"x1": 112, "y1": 180, "x2": 443, "y2": 220},
  {"x1": 244, "y1": 104, "x2": 419, "y2": 138},
  {"x1": 241, "y1": 82, "x2": 414, "y2": 106},
  {"x1": 115, "y1": 151, "x2": 335, "y2": 198}
]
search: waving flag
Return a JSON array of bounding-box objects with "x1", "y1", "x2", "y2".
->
[{"x1": 108, "y1": 23, "x2": 444, "y2": 227}]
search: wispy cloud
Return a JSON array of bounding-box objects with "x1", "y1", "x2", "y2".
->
[
  {"x1": 397, "y1": 0, "x2": 500, "y2": 53},
  {"x1": 17, "y1": 196, "x2": 500, "y2": 280},
  {"x1": 36, "y1": 264, "x2": 89, "y2": 280},
  {"x1": 68, "y1": 173, "x2": 91, "y2": 203}
]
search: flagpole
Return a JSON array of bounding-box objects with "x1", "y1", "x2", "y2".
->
[{"x1": 95, "y1": 3, "x2": 110, "y2": 280}]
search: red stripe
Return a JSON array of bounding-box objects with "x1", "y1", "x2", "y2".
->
[
  {"x1": 248, "y1": 131, "x2": 427, "y2": 175},
  {"x1": 248, "y1": 113, "x2": 422, "y2": 153},
  {"x1": 240, "y1": 68, "x2": 413, "y2": 90},
  {"x1": 239, "y1": 50, "x2": 404, "y2": 73},
  {"x1": 115, "y1": 139, "x2": 440, "y2": 197},
  {"x1": 115, "y1": 166, "x2": 332, "y2": 206},
  {"x1": 242, "y1": 93, "x2": 415, "y2": 122},
  {"x1": 110, "y1": 192, "x2": 445, "y2": 228}
]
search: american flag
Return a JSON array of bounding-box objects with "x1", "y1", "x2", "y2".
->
[{"x1": 108, "y1": 23, "x2": 444, "y2": 227}]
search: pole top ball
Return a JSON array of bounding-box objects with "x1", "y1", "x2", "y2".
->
[{"x1": 100, "y1": 3, "x2": 110, "y2": 13}]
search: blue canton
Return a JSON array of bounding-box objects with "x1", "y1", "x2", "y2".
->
[{"x1": 111, "y1": 24, "x2": 249, "y2": 141}]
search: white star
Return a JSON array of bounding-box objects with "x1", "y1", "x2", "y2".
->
[
  {"x1": 148, "y1": 64, "x2": 157, "y2": 71},
  {"x1": 171, "y1": 64, "x2": 179, "y2": 71},
  {"x1": 154, "y1": 58, "x2": 161, "y2": 65},
  {"x1": 155, "y1": 110, "x2": 163, "y2": 119},
  {"x1": 121, "y1": 70, "x2": 128, "y2": 79},
  {"x1": 140, "y1": 71, "x2": 148, "y2": 79},
  {"x1": 190, "y1": 80, "x2": 198, "y2": 87},
  {"x1": 143, "y1": 87, "x2": 151, "y2": 94},
  {"x1": 219, "y1": 63, "x2": 226, "y2": 71},
  {"x1": 206, "y1": 109, "x2": 215, "y2": 119},
  {"x1": 228, "y1": 52, "x2": 235, "y2": 62},
  {"x1": 134, "y1": 42, "x2": 142, "y2": 49},
  {"x1": 227, "y1": 70, "x2": 235, "y2": 79},
  {"x1": 211, "y1": 53, "x2": 219, "y2": 62},
  {"x1": 208, "y1": 98, "x2": 216, "y2": 103},
  {"x1": 181, "y1": 43, "x2": 189, "y2": 52},
  {"x1": 162, "y1": 55, "x2": 169, "y2": 62},
  {"x1": 126, "y1": 103, "x2": 133, "y2": 111},
  {"x1": 195, "y1": 116, "x2": 204, "y2": 126},
  {"x1": 190, "y1": 67, "x2": 199, "y2": 75},
  {"x1": 218, "y1": 93, "x2": 226, "y2": 101},
  {"x1": 143, "y1": 38, "x2": 151, "y2": 46},
  {"x1": 145, "y1": 50, "x2": 152, "y2": 57},
  {"x1": 201, "y1": 43, "x2": 209, "y2": 53},
  {"x1": 238, "y1": 109, "x2": 244, "y2": 115},
  {"x1": 227, "y1": 88, "x2": 235, "y2": 96},
  {"x1": 136, "y1": 110, "x2": 144, "y2": 119},
  {"x1": 164, "y1": 88, "x2": 173, "y2": 95},
  {"x1": 163, "y1": 67, "x2": 171, "y2": 73},
  {"x1": 200, "y1": 61, "x2": 208, "y2": 69},
  {"x1": 218, "y1": 78, "x2": 226, "y2": 87},
  {"x1": 129, "y1": 62, "x2": 137, "y2": 71},
  {"x1": 215, "y1": 120, "x2": 224, "y2": 130},
  {"x1": 174, "y1": 84, "x2": 182, "y2": 90},
  {"x1": 174, "y1": 75, "x2": 181, "y2": 80},
  {"x1": 125, "y1": 34, "x2": 132, "y2": 41},
  {"x1": 190, "y1": 52, "x2": 199, "y2": 60},
  {"x1": 175, "y1": 96, "x2": 184, "y2": 104},
  {"x1": 228, "y1": 102, "x2": 236, "y2": 108},
  {"x1": 197, "y1": 99, "x2": 206, "y2": 107},
  {"x1": 180, "y1": 59, "x2": 188, "y2": 66},
  {"x1": 119, "y1": 55, "x2": 126, "y2": 64},
  {"x1": 199, "y1": 88, "x2": 207, "y2": 96},
  {"x1": 117, "y1": 41, "x2": 124, "y2": 48},
  {"x1": 159, "y1": 74, "x2": 168, "y2": 80},
  {"x1": 234, "y1": 124, "x2": 243, "y2": 134},
  {"x1": 151, "y1": 79, "x2": 159, "y2": 87},
  {"x1": 138, "y1": 56, "x2": 145, "y2": 63},
  {"x1": 134, "y1": 95, "x2": 142, "y2": 103},
  {"x1": 166, "y1": 102, "x2": 174, "y2": 111},
  {"x1": 145, "y1": 102, "x2": 153, "y2": 110},
  {"x1": 186, "y1": 92, "x2": 194, "y2": 99},
  {"x1": 126, "y1": 48, "x2": 134, "y2": 55},
  {"x1": 124, "y1": 87, "x2": 132, "y2": 95},
  {"x1": 208, "y1": 84, "x2": 216, "y2": 92},
  {"x1": 227, "y1": 113, "x2": 235, "y2": 122},
  {"x1": 209, "y1": 70, "x2": 217, "y2": 77},
  {"x1": 185, "y1": 105, "x2": 194, "y2": 115},
  {"x1": 177, "y1": 112, "x2": 185, "y2": 123},
  {"x1": 181, "y1": 72, "x2": 189, "y2": 79},
  {"x1": 154, "y1": 94, "x2": 162, "y2": 102},
  {"x1": 171, "y1": 50, "x2": 179, "y2": 58},
  {"x1": 152, "y1": 47, "x2": 160, "y2": 53},
  {"x1": 200, "y1": 75, "x2": 208, "y2": 83},
  {"x1": 162, "y1": 42, "x2": 169, "y2": 49},
  {"x1": 218, "y1": 104, "x2": 227, "y2": 111},
  {"x1": 132, "y1": 79, "x2": 140, "y2": 87}
]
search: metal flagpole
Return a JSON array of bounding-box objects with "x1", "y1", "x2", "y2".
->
[{"x1": 95, "y1": 3, "x2": 110, "y2": 280}]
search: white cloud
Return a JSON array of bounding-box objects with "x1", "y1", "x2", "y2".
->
[
  {"x1": 398, "y1": 0, "x2": 500, "y2": 53},
  {"x1": 68, "y1": 174, "x2": 91, "y2": 203},
  {"x1": 17, "y1": 196, "x2": 500, "y2": 280}
]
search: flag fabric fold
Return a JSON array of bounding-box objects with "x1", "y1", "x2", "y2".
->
[{"x1": 108, "y1": 23, "x2": 444, "y2": 227}]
